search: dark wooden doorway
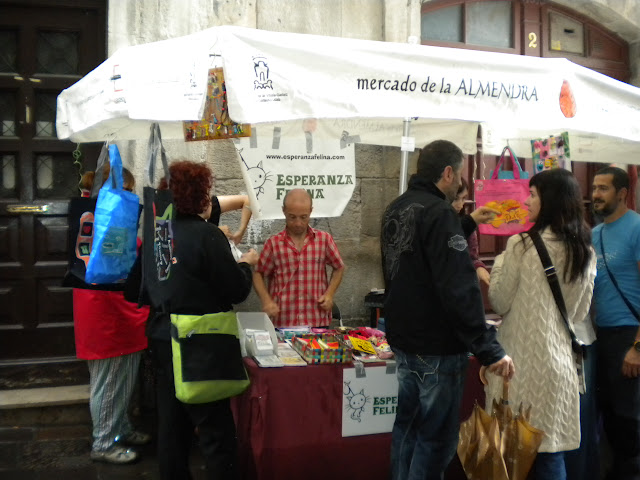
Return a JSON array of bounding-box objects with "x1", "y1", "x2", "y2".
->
[{"x1": 0, "y1": 0, "x2": 106, "y2": 364}]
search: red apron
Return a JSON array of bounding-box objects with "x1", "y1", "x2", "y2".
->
[{"x1": 73, "y1": 289, "x2": 149, "y2": 360}]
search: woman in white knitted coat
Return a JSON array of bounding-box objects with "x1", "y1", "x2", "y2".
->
[{"x1": 485, "y1": 168, "x2": 596, "y2": 480}]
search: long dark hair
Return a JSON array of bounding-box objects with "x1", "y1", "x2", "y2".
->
[{"x1": 523, "y1": 169, "x2": 592, "y2": 282}]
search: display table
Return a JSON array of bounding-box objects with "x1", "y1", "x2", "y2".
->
[{"x1": 231, "y1": 356, "x2": 483, "y2": 480}]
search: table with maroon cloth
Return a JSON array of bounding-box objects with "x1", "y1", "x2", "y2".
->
[{"x1": 231, "y1": 356, "x2": 484, "y2": 480}]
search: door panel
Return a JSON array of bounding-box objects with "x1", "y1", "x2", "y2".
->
[{"x1": 0, "y1": 1, "x2": 105, "y2": 360}]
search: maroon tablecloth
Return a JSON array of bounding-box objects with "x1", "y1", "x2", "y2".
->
[{"x1": 231, "y1": 356, "x2": 484, "y2": 480}]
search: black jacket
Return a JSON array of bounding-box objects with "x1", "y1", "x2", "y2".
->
[
  {"x1": 380, "y1": 175, "x2": 505, "y2": 366},
  {"x1": 145, "y1": 214, "x2": 253, "y2": 340}
]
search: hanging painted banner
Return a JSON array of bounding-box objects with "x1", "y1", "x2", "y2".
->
[
  {"x1": 342, "y1": 365, "x2": 399, "y2": 437},
  {"x1": 235, "y1": 120, "x2": 355, "y2": 220},
  {"x1": 183, "y1": 68, "x2": 251, "y2": 141},
  {"x1": 531, "y1": 132, "x2": 570, "y2": 173}
]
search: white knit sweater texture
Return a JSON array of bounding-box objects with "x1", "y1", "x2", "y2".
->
[{"x1": 485, "y1": 229, "x2": 596, "y2": 453}]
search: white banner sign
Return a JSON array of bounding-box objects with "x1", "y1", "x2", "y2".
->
[
  {"x1": 222, "y1": 27, "x2": 563, "y2": 130},
  {"x1": 342, "y1": 365, "x2": 399, "y2": 437},
  {"x1": 235, "y1": 121, "x2": 355, "y2": 219}
]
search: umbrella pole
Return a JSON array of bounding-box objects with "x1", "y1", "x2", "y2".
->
[
  {"x1": 399, "y1": 117, "x2": 412, "y2": 194},
  {"x1": 502, "y1": 379, "x2": 510, "y2": 427}
]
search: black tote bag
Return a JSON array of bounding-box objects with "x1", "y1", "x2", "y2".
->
[{"x1": 141, "y1": 123, "x2": 176, "y2": 307}]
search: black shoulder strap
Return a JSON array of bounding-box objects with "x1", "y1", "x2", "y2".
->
[
  {"x1": 599, "y1": 228, "x2": 640, "y2": 322},
  {"x1": 529, "y1": 231, "x2": 584, "y2": 353}
]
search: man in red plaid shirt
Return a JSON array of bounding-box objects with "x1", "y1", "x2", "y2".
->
[{"x1": 253, "y1": 189, "x2": 345, "y2": 327}]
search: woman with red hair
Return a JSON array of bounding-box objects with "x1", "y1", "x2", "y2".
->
[{"x1": 149, "y1": 160, "x2": 258, "y2": 480}]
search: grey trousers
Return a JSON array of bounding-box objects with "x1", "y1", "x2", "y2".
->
[{"x1": 87, "y1": 351, "x2": 142, "y2": 451}]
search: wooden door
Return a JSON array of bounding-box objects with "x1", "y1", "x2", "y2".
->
[{"x1": 0, "y1": 0, "x2": 105, "y2": 360}]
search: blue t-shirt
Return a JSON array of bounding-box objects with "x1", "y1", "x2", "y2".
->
[{"x1": 593, "y1": 210, "x2": 640, "y2": 328}]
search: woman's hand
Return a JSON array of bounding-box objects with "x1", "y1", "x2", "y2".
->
[
  {"x1": 239, "y1": 248, "x2": 259, "y2": 266},
  {"x1": 230, "y1": 230, "x2": 244, "y2": 245},
  {"x1": 218, "y1": 225, "x2": 232, "y2": 238}
]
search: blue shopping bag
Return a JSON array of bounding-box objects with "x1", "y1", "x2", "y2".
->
[{"x1": 85, "y1": 145, "x2": 140, "y2": 284}]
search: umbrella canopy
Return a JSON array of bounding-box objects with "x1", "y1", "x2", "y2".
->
[
  {"x1": 57, "y1": 26, "x2": 640, "y2": 163},
  {"x1": 458, "y1": 402, "x2": 510, "y2": 480},
  {"x1": 458, "y1": 380, "x2": 544, "y2": 480}
]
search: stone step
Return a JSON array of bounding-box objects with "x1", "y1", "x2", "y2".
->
[
  {"x1": 0, "y1": 385, "x2": 90, "y2": 410},
  {"x1": 0, "y1": 385, "x2": 92, "y2": 471},
  {"x1": 0, "y1": 357, "x2": 89, "y2": 390}
]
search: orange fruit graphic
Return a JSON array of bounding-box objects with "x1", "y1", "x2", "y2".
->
[{"x1": 559, "y1": 80, "x2": 576, "y2": 118}]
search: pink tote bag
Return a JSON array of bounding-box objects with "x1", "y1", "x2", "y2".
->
[{"x1": 475, "y1": 147, "x2": 533, "y2": 236}]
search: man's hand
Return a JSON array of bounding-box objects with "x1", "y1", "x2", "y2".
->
[
  {"x1": 479, "y1": 366, "x2": 488, "y2": 385},
  {"x1": 486, "y1": 355, "x2": 515, "y2": 380},
  {"x1": 622, "y1": 348, "x2": 640, "y2": 378},
  {"x1": 263, "y1": 300, "x2": 280, "y2": 322},
  {"x1": 317, "y1": 293, "x2": 333, "y2": 312},
  {"x1": 470, "y1": 206, "x2": 500, "y2": 225},
  {"x1": 476, "y1": 267, "x2": 490, "y2": 286}
]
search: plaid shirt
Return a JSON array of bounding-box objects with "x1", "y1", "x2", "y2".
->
[{"x1": 256, "y1": 227, "x2": 344, "y2": 327}]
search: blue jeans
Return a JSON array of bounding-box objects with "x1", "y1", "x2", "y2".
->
[
  {"x1": 530, "y1": 452, "x2": 567, "y2": 480},
  {"x1": 390, "y1": 348, "x2": 468, "y2": 480}
]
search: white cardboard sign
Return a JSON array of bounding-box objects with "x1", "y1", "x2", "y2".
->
[{"x1": 342, "y1": 365, "x2": 399, "y2": 437}]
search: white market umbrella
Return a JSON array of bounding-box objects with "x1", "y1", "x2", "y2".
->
[{"x1": 57, "y1": 25, "x2": 640, "y2": 209}]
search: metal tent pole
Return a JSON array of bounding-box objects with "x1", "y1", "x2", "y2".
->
[{"x1": 399, "y1": 117, "x2": 412, "y2": 194}]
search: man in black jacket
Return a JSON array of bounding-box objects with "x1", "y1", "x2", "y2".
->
[{"x1": 381, "y1": 140, "x2": 514, "y2": 480}]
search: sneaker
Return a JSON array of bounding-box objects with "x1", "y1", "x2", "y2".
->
[
  {"x1": 90, "y1": 445, "x2": 138, "y2": 464},
  {"x1": 119, "y1": 431, "x2": 152, "y2": 446}
]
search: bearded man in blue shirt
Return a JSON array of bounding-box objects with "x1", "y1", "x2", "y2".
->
[{"x1": 592, "y1": 166, "x2": 640, "y2": 480}]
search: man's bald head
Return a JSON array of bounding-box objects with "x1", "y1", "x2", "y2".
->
[
  {"x1": 282, "y1": 189, "x2": 313, "y2": 237},
  {"x1": 282, "y1": 188, "x2": 313, "y2": 210}
]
